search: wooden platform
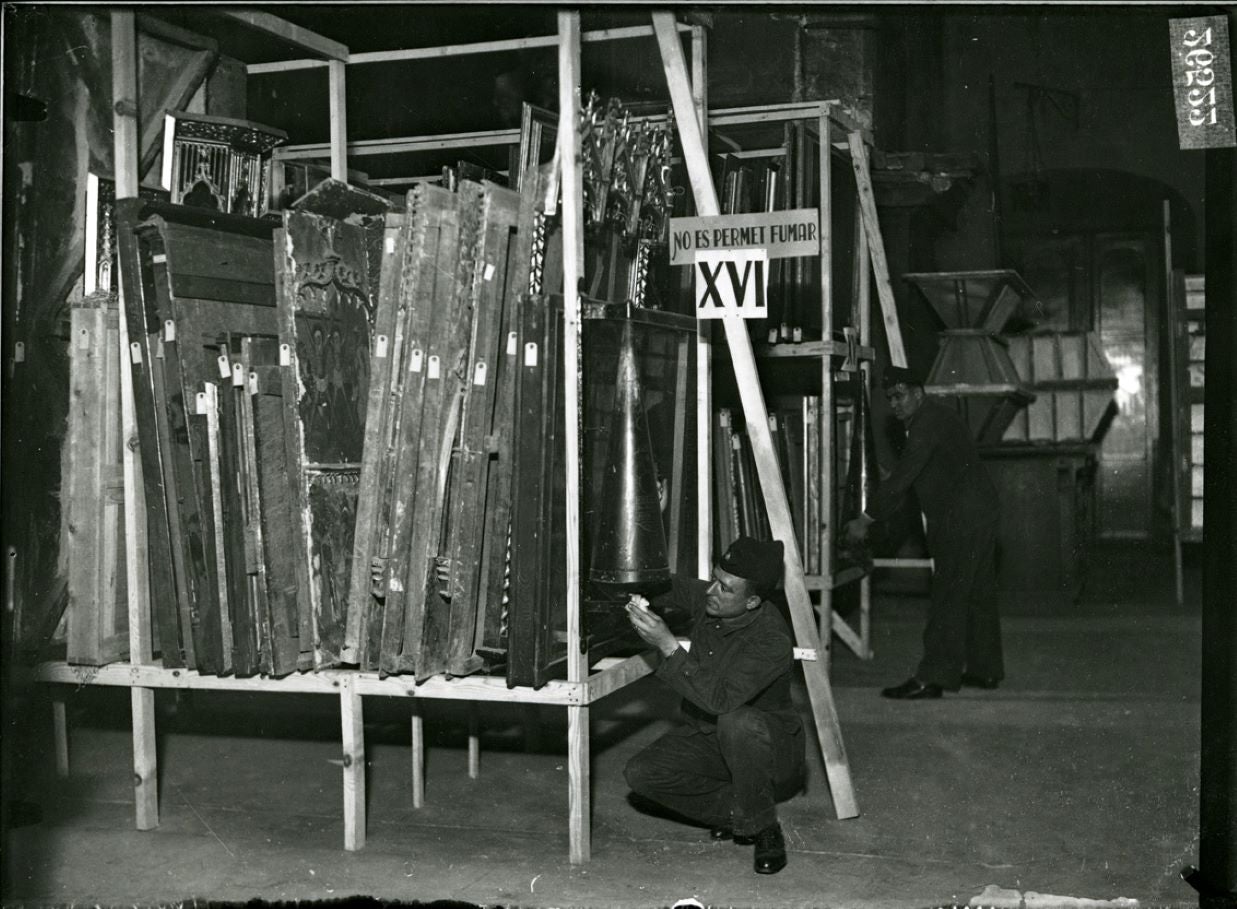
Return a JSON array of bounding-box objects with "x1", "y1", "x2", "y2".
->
[{"x1": 37, "y1": 649, "x2": 665, "y2": 857}]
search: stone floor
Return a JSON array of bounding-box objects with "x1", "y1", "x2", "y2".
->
[{"x1": 1, "y1": 542, "x2": 1204, "y2": 908}]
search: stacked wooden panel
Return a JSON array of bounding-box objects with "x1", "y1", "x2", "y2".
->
[
  {"x1": 117, "y1": 199, "x2": 302, "y2": 675},
  {"x1": 507, "y1": 295, "x2": 568, "y2": 688},
  {"x1": 276, "y1": 207, "x2": 383, "y2": 669},
  {"x1": 437, "y1": 182, "x2": 522, "y2": 679},
  {"x1": 62, "y1": 175, "x2": 166, "y2": 667},
  {"x1": 363, "y1": 184, "x2": 464, "y2": 674},
  {"x1": 64, "y1": 292, "x2": 129, "y2": 665},
  {"x1": 711, "y1": 395, "x2": 866, "y2": 579},
  {"x1": 347, "y1": 180, "x2": 524, "y2": 679}
]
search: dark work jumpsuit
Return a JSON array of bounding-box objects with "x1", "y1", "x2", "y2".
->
[
  {"x1": 623, "y1": 576, "x2": 805, "y2": 836},
  {"x1": 868, "y1": 397, "x2": 1005, "y2": 689}
]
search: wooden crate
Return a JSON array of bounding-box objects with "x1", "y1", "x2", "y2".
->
[{"x1": 1002, "y1": 331, "x2": 1118, "y2": 445}]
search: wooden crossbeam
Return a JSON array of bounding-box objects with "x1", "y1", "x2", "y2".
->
[
  {"x1": 221, "y1": 11, "x2": 348, "y2": 61},
  {"x1": 652, "y1": 10, "x2": 858, "y2": 821},
  {"x1": 245, "y1": 23, "x2": 693, "y2": 75}
]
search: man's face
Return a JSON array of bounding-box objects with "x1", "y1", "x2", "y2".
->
[
  {"x1": 705, "y1": 565, "x2": 760, "y2": 619},
  {"x1": 885, "y1": 383, "x2": 925, "y2": 423}
]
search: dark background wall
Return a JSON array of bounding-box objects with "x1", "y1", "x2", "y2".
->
[{"x1": 866, "y1": 8, "x2": 1207, "y2": 539}]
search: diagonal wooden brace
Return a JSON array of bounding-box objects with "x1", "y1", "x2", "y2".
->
[{"x1": 652, "y1": 10, "x2": 859, "y2": 820}]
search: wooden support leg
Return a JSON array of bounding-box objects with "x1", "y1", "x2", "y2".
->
[
  {"x1": 467, "y1": 702, "x2": 480, "y2": 780},
  {"x1": 568, "y1": 703, "x2": 590, "y2": 864},
  {"x1": 131, "y1": 687, "x2": 158, "y2": 830},
  {"x1": 1174, "y1": 534, "x2": 1185, "y2": 606},
  {"x1": 53, "y1": 698, "x2": 69, "y2": 778},
  {"x1": 340, "y1": 678, "x2": 365, "y2": 851},
  {"x1": 860, "y1": 576, "x2": 874, "y2": 660},
  {"x1": 410, "y1": 701, "x2": 425, "y2": 808},
  {"x1": 523, "y1": 703, "x2": 543, "y2": 754}
]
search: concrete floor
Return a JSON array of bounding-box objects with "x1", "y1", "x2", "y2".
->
[{"x1": 2, "y1": 543, "x2": 1203, "y2": 908}]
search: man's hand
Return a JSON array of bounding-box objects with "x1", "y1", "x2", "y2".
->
[
  {"x1": 843, "y1": 515, "x2": 873, "y2": 544},
  {"x1": 625, "y1": 594, "x2": 679, "y2": 658}
]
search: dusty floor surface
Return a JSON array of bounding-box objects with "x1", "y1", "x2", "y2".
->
[{"x1": 2, "y1": 543, "x2": 1204, "y2": 908}]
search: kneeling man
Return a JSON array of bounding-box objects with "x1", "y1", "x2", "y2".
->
[{"x1": 623, "y1": 536, "x2": 804, "y2": 875}]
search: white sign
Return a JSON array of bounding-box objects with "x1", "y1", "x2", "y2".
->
[
  {"x1": 670, "y1": 209, "x2": 820, "y2": 266},
  {"x1": 694, "y1": 249, "x2": 769, "y2": 320}
]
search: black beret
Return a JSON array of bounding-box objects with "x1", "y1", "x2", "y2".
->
[
  {"x1": 718, "y1": 536, "x2": 784, "y2": 598},
  {"x1": 881, "y1": 365, "x2": 924, "y2": 390}
]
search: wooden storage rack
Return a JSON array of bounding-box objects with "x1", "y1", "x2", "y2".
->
[
  {"x1": 1165, "y1": 201, "x2": 1206, "y2": 605},
  {"x1": 36, "y1": 9, "x2": 898, "y2": 863}
]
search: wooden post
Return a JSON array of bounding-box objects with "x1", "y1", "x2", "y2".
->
[
  {"x1": 410, "y1": 702, "x2": 425, "y2": 808},
  {"x1": 328, "y1": 59, "x2": 348, "y2": 181},
  {"x1": 847, "y1": 132, "x2": 907, "y2": 369},
  {"x1": 1162, "y1": 199, "x2": 1186, "y2": 608},
  {"x1": 667, "y1": 335, "x2": 690, "y2": 569},
  {"x1": 1199, "y1": 62, "x2": 1237, "y2": 901},
  {"x1": 112, "y1": 8, "x2": 158, "y2": 832},
  {"x1": 339, "y1": 676, "x2": 365, "y2": 850},
  {"x1": 691, "y1": 24, "x2": 712, "y2": 578},
  {"x1": 652, "y1": 11, "x2": 858, "y2": 820},
  {"x1": 53, "y1": 699, "x2": 69, "y2": 778},
  {"x1": 817, "y1": 105, "x2": 834, "y2": 650},
  {"x1": 856, "y1": 195, "x2": 874, "y2": 660},
  {"x1": 557, "y1": 11, "x2": 591, "y2": 864}
]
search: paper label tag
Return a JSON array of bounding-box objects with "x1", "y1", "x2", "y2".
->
[
  {"x1": 427, "y1": 355, "x2": 441, "y2": 379},
  {"x1": 195, "y1": 391, "x2": 208, "y2": 415},
  {"x1": 768, "y1": 414, "x2": 779, "y2": 430},
  {"x1": 279, "y1": 343, "x2": 291, "y2": 366},
  {"x1": 506, "y1": 331, "x2": 517, "y2": 356},
  {"x1": 130, "y1": 342, "x2": 142, "y2": 364},
  {"x1": 410, "y1": 349, "x2": 423, "y2": 373},
  {"x1": 164, "y1": 320, "x2": 176, "y2": 342},
  {"x1": 483, "y1": 263, "x2": 495, "y2": 281},
  {"x1": 473, "y1": 361, "x2": 487, "y2": 386},
  {"x1": 231, "y1": 362, "x2": 245, "y2": 386},
  {"x1": 385, "y1": 235, "x2": 396, "y2": 254},
  {"x1": 375, "y1": 334, "x2": 389, "y2": 358},
  {"x1": 524, "y1": 342, "x2": 538, "y2": 367},
  {"x1": 249, "y1": 371, "x2": 259, "y2": 395},
  {"x1": 152, "y1": 253, "x2": 167, "y2": 265},
  {"x1": 13, "y1": 342, "x2": 25, "y2": 363},
  {"x1": 77, "y1": 329, "x2": 90, "y2": 351},
  {"x1": 155, "y1": 337, "x2": 165, "y2": 359},
  {"x1": 217, "y1": 354, "x2": 230, "y2": 379},
  {"x1": 731, "y1": 433, "x2": 742, "y2": 450}
]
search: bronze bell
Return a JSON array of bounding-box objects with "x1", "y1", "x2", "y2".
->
[{"x1": 589, "y1": 321, "x2": 670, "y2": 587}]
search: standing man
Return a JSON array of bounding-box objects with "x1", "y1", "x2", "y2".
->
[
  {"x1": 846, "y1": 366, "x2": 1005, "y2": 699},
  {"x1": 623, "y1": 536, "x2": 804, "y2": 875}
]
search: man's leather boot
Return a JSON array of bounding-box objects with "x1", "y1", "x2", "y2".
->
[{"x1": 753, "y1": 822, "x2": 787, "y2": 874}]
